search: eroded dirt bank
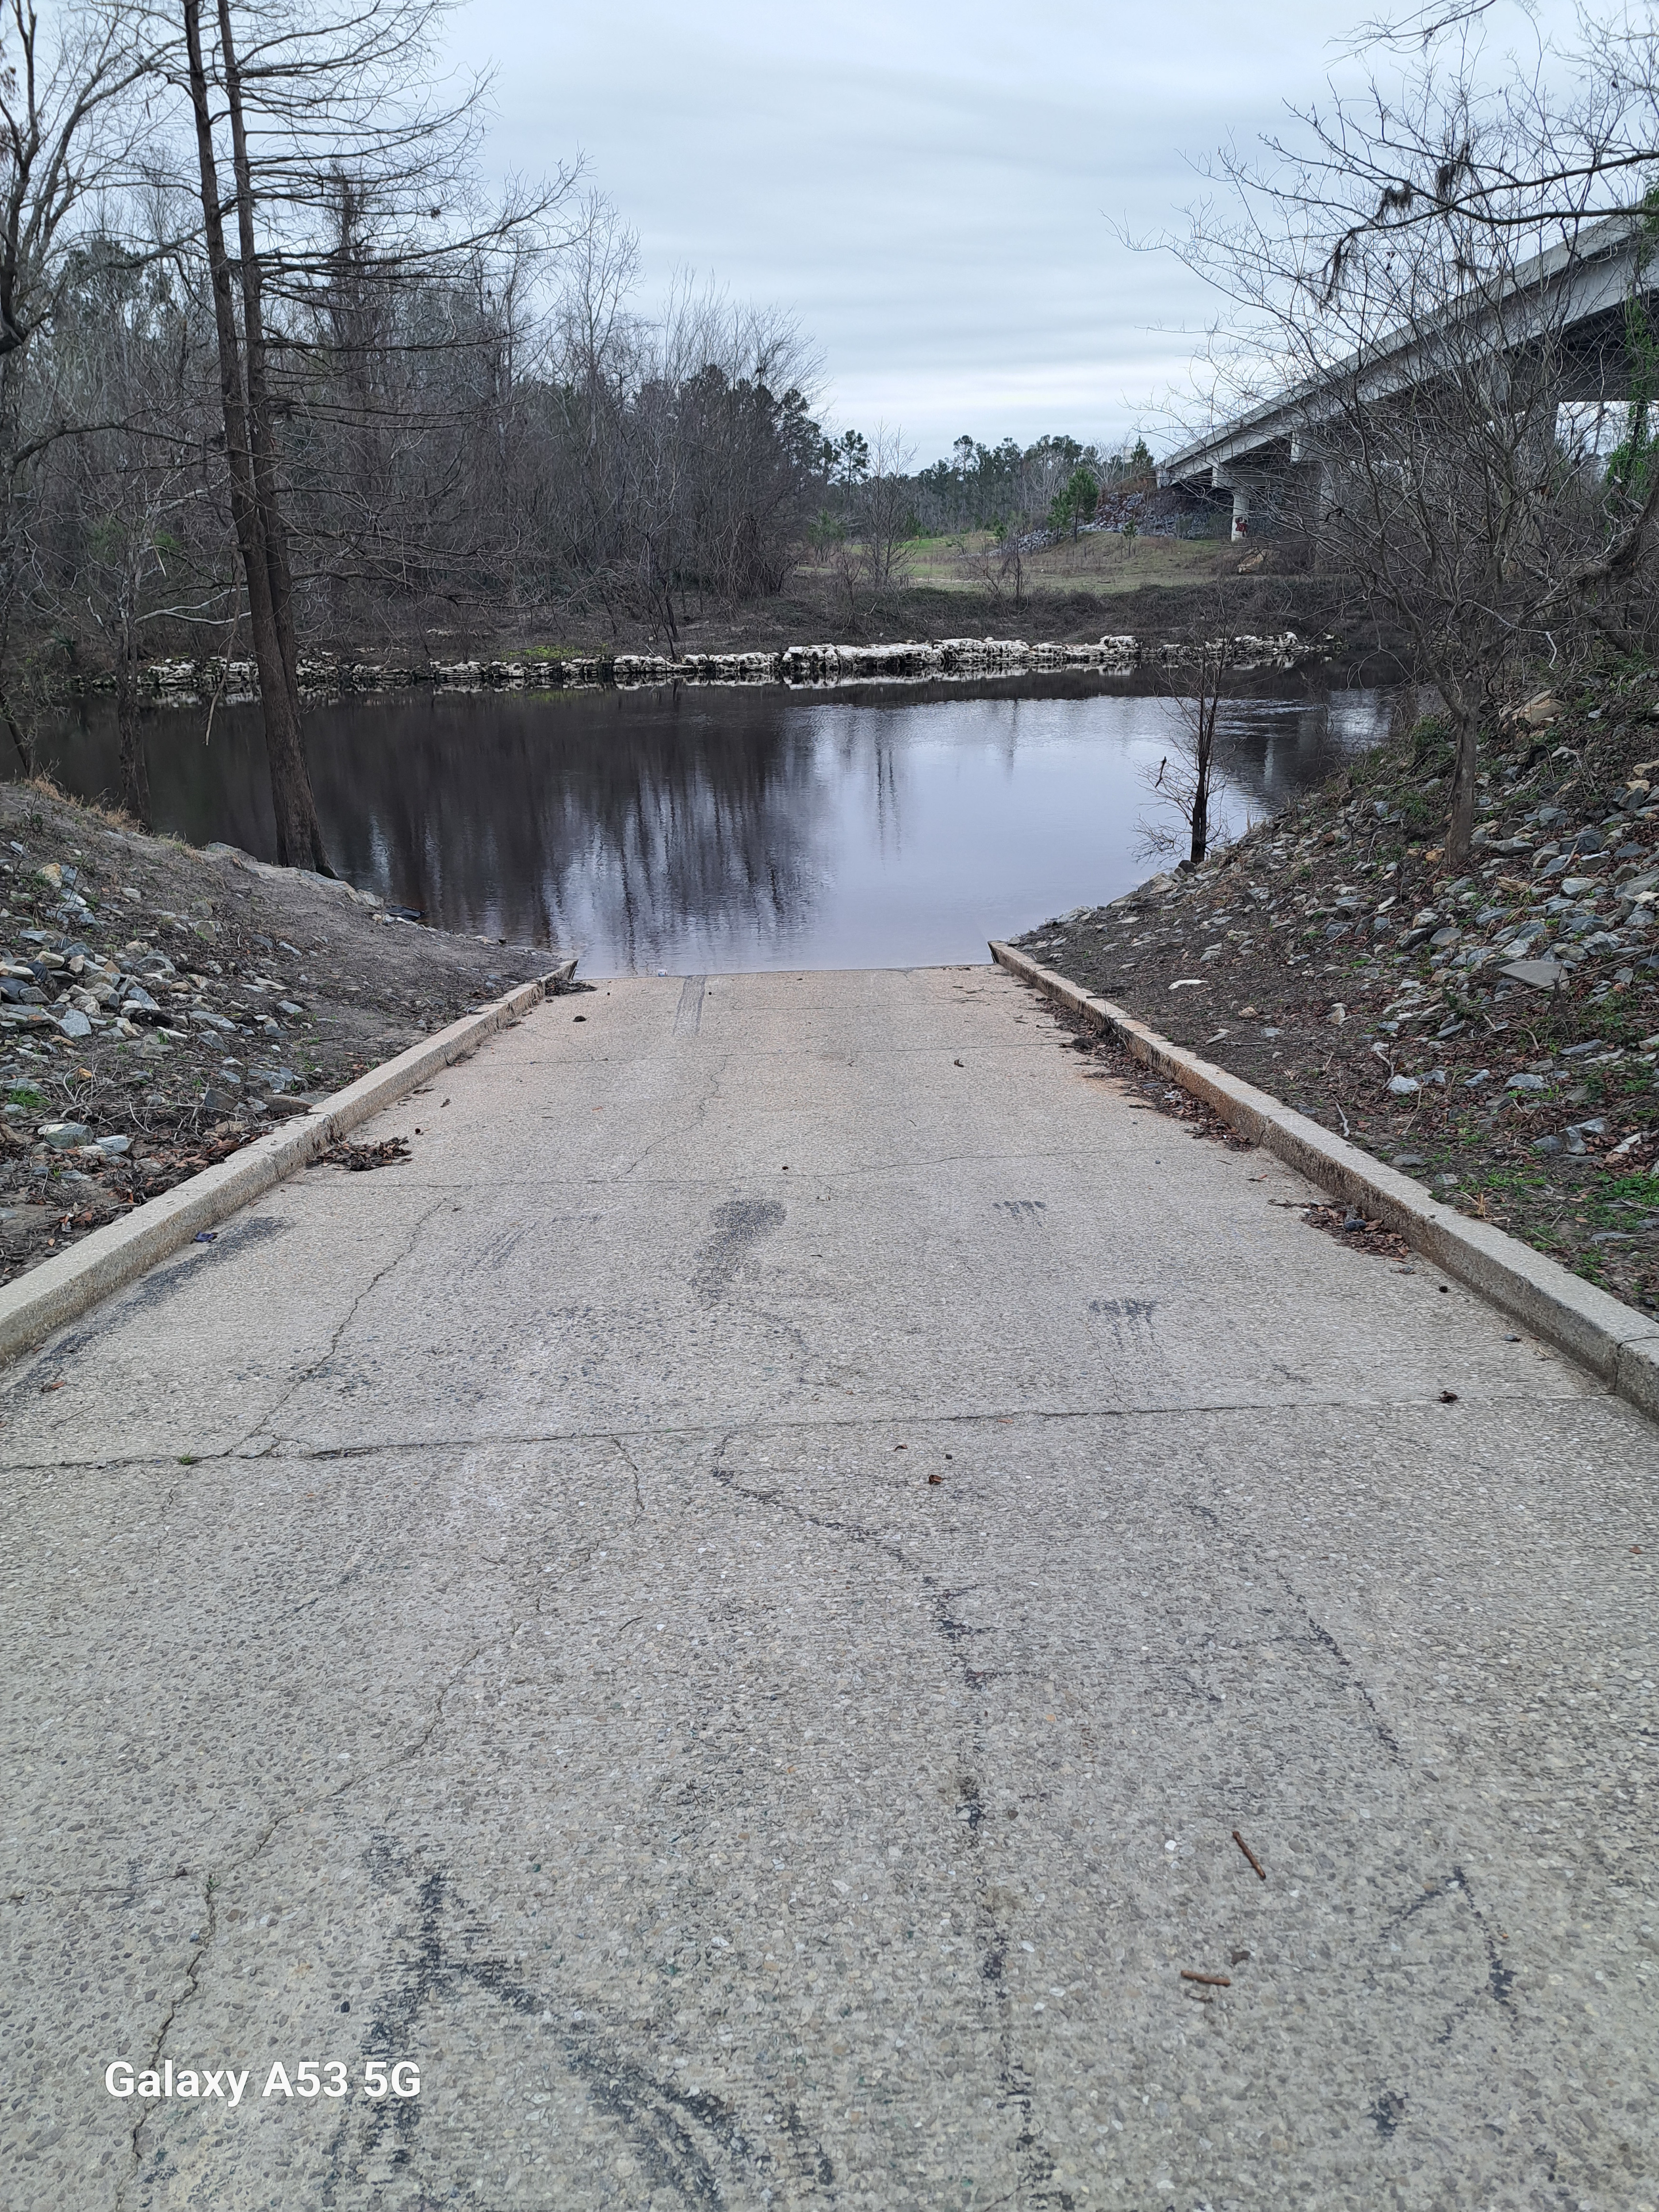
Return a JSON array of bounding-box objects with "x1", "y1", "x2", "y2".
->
[
  {"x1": 0, "y1": 781, "x2": 557, "y2": 1288},
  {"x1": 1011, "y1": 680, "x2": 1659, "y2": 1314}
]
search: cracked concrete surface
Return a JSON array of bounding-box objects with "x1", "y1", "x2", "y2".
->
[{"x1": 1, "y1": 963, "x2": 1656, "y2": 2211}]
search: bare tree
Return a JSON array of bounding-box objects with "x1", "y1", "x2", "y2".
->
[
  {"x1": 176, "y1": 0, "x2": 320, "y2": 860},
  {"x1": 535, "y1": 246, "x2": 824, "y2": 647},
  {"x1": 0, "y1": 3, "x2": 155, "y2": 363},
  {"x1": 1139, "y1": 638, "x2": 1230, "y2": 866},
  {"x1": 0, "y1": 13, "x2": 830, "y2": 724},
  {"x1": 1166, "y1": 13, "x2": 1659, "y2": 866},
  {"x1": 1319, "y1": 2, "x2": 1659, "y2": 238},
  {"x1": 817, "y1": 424, "x2": 912, "y2": 627},
  {"x1": 856, "y1": 426, "x2": 914, "y2": 593},
  {"x1": 0, "y1": 0, "x2": 158, "y2": 764},
  {"x1": 168, "y1": 0, "x2": 575, "y2": 864},
  {"x1": 49, "y1": 239, "x2": 225, "y2": 817}
]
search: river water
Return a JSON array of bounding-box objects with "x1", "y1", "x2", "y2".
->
[{"x1": 26, "y1": 675, "x2": 1390, "y2": 976}]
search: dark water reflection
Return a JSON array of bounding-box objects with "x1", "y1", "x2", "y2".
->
[{"x1": 26, "y1": 675, "x2": 1390, "y2": 975}]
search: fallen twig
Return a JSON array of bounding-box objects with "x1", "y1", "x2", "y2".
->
[{"x1": 1232, "y1": 1829, "x2": 1267, "y2": 1880}]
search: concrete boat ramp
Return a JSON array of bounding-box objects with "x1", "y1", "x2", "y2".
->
[{"x1": 3, "y1": 965, "x2": 1654, "y2": 2210}]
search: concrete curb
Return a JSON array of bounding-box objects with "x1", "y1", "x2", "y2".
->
[
  {"x1": 990, "y1": 940, "x2": 1659, "y2": 1424},
  {"x1": 0, "y1": 969, "x2": 570, "y2": 1366}
]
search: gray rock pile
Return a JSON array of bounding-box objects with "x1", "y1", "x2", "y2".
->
[
  {"x1": 2, "y1": 864, "x2": 312, "y2": 1058},
  {"x1": 1011, "y1": 677, "x2": 1659, "y2": 1309},
  {"x1": 114, "y1": 632, "x2": 1319, "y2": 703},
  {"x1": 0, "y1": 784, "x2": 554, "y2": 1290},
  {"x1": 1113, "y1": 743, "x2": 1659, "y2": 1003}
]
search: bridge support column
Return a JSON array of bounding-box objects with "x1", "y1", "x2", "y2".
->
[
  {"x1": 1213, "y1": 466, "x2": 1271, "y2": 542},
  {"x1": 1516, "y1": 373, "x2": 1562, "y2": 486},
  {"x1": 1288, "y1": 445, "x2": 1338, "y2": 569}
]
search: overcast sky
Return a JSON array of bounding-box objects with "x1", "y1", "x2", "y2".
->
[{"x1": 449, "y1": 0, "x2": 1562, "y2": 464}]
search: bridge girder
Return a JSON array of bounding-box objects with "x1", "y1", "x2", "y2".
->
[{"x1": 1157, "y1": 212, "x2": 1655, "y2": 494}]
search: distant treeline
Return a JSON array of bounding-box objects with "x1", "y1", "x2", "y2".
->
[
  {"x1": 13, "y1": 217, "x2": 1155, "y2": 690},
  {"x1": 907, "y1": 433, "x2": 1156, "y2": 538}
]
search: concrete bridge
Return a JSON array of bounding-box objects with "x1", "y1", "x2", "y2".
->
[{"x1": 1158, "y1": 210, "x2": 1654, "y2": 538}]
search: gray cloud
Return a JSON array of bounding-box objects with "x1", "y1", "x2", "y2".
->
[{"x1": 453, "y1": 0, "x2": 1569, "y2": 460}]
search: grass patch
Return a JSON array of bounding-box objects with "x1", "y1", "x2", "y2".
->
[
  {"x1": 1601, "y1": 1172, "x2": 1659, "y2": 1204},
  {"x1": 1472, "y1": 1166, "x2": 1551, "y2": 1194}
]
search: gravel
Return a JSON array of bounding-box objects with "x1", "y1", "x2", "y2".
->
[
  {"x1": 1010, "y1": 678, "x2": 1659, "y2": 1314},
  {"x1": 0, "y1": 779, "x2": 564, "y2": 1289}
]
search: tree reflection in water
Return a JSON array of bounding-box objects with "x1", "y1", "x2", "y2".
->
[{"x1": 27, "y1": 674, "x2": 1390, "y2": 974}]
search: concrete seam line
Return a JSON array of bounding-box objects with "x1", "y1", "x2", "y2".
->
[
  {"x1": 1614, "y1": 1337, "x2": 1659, "y2": 1424},
  {"x1": 0, "y1": 973, "x2": 561, "y2": 1366},
  {"x1": 990, "y1": 940, "x2": 1659, "y2": 1418}
]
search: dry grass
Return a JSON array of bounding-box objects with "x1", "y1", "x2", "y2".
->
[
  {"x1": 794, "y1": 533, "x2": 1253, "y2": 606},
  {"x1": 21, "y1": 770, "x2": 141, "y2": 834}
]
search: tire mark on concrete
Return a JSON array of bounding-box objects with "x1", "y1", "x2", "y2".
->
[
  {"x1": 705, "y1": 1437, "x2": 1075, "y2": 2207},
  {"x1": 122, "y1": 1643, "x2": 489, "y2": 2204},
  {"x1": 1388, "y1": 1862, "x2": 1519, "y2": 2035},
  {"x1": 692, "y1": 1199, "x2": 785, "y2": 1307},
  {"x1": 318, "y1": 1845, "x2": 835, "y2": 2209},
  {"x1": 1180, "y1": 1494, "x2": 1403, "y2": 1759}
]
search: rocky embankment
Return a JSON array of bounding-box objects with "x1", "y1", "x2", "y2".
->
[
  {"x1": 1013, "y1": 679, "x2": 1659, "y2": 1312},
  {"x1": 112, "y1": 630, "x2": 1316, "y2": 703},
  {"x1": 0, "y1": 783, "x2": 557, "y2": 1290}
]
